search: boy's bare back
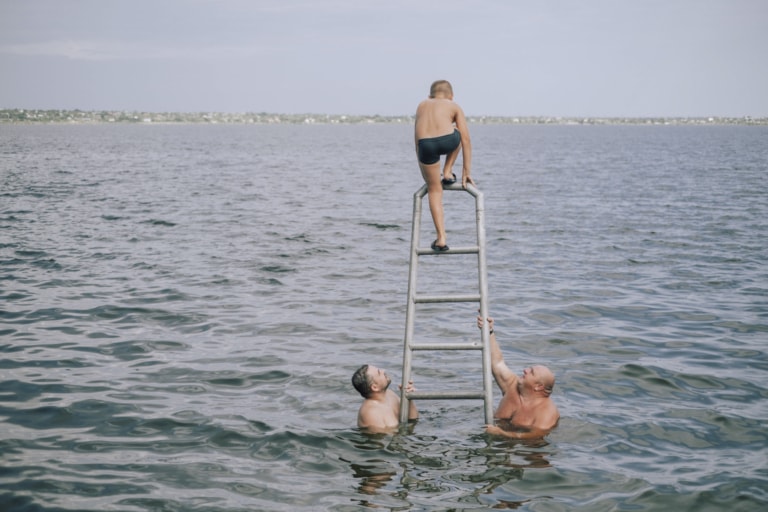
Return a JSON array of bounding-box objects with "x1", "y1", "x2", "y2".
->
[{"x1": 414, "y1": 97, "x2": 463, "y2": 141}]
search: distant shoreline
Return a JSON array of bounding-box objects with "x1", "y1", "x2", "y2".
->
[{"x1": 1, "y1": 109, "x2": 766, "y2": 126}]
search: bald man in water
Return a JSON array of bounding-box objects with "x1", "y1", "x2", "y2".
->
[{"x1": 478, "y1": 316, "x2": 560, "y2": 439}]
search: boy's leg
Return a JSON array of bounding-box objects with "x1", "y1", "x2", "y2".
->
[
  {"x1": 442, "y1": 142, "x2": 461, "y2": 182},
  {"x1": 419, "y1": 161, "x2": 447, "y2": 247}
]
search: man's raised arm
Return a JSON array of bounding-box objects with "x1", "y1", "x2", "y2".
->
[{"x1": 478, "y1": 316, "x2": 518, "y2": 394}]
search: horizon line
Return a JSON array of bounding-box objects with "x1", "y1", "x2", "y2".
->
[{"x1": 2, "y1": 109, "x2": 766, "y2": 125}]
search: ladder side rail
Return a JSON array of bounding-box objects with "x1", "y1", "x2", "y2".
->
[
  {"x1": 399, "y1": 185, "x2": 427, "y2": 423},
  {"x1": 474, "y1": 188, "x2": 494, "y2": 424}
]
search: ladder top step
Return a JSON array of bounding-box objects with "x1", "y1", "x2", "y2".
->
[{"x1": 417, "y1": 245, "x2": 479, "y2": 256}]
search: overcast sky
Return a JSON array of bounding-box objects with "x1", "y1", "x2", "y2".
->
[{"x1": 1, "y1": 0, "x2": 766, "y2": 117}]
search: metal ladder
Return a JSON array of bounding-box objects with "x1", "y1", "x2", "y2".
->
[{"x1": 399, "y1": 181, "x2": 494, "y2": 424}]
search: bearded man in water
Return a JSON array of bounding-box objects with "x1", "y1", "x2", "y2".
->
[{"x1": 352, "y1": 364, "x2": 418, "y2": 433}]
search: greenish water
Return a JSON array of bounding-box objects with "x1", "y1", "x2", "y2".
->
[{"x1": 1, "y1": 123, "x2": 766, "y2": 511}]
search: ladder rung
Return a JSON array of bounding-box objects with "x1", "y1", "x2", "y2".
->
[
  {"x1": 416, "y1": 245, "x2": 479, "y2": 256},
  {"x1": 409, "y1": 342, "x2": 482, "y2": 351},
  {"x1": 414, "y1": 294, "x2": 481, "y2": 304},
  {"x1": 406, "y1": 391, "x2": 486, "y2": 400}
]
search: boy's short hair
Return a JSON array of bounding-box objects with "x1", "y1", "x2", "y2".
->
[{"x1": 429, "y1": 80, "x2": 453, "y2": 98}]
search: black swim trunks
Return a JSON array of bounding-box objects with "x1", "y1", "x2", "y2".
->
[{"x1": 417, "y1": 129, "x2": 461, "y2": 165}]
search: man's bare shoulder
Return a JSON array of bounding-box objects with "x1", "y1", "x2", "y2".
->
[
  {"x1": 357, "y1": 398, "x2": 398, "y2": 430},
  {"x1": 525, "y1": 400, "x2": 559, "y2": 431},
  {"x1": 357, "y1": 399, "x2": 381, "y2": 420},
  {"x1": 541, "y1": 401, "x2": 560, "y2": 429}
]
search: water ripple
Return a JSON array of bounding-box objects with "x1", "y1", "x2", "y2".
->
[{"x1": 1, "y1": 124, "x2": 766, "y2": 511}]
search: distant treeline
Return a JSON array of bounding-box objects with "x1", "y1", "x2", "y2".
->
[{"x1": 1, "y1": 109, "x2": 765, "y2": 126}]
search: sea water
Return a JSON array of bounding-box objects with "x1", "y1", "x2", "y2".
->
[{"x1": 1, "y1": 122, "x2": 766, "y2": 511}]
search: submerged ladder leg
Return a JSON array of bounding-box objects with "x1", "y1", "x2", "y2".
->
[{"x1": 399, "y1": 182, "x2": 494, "y2": 425}]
